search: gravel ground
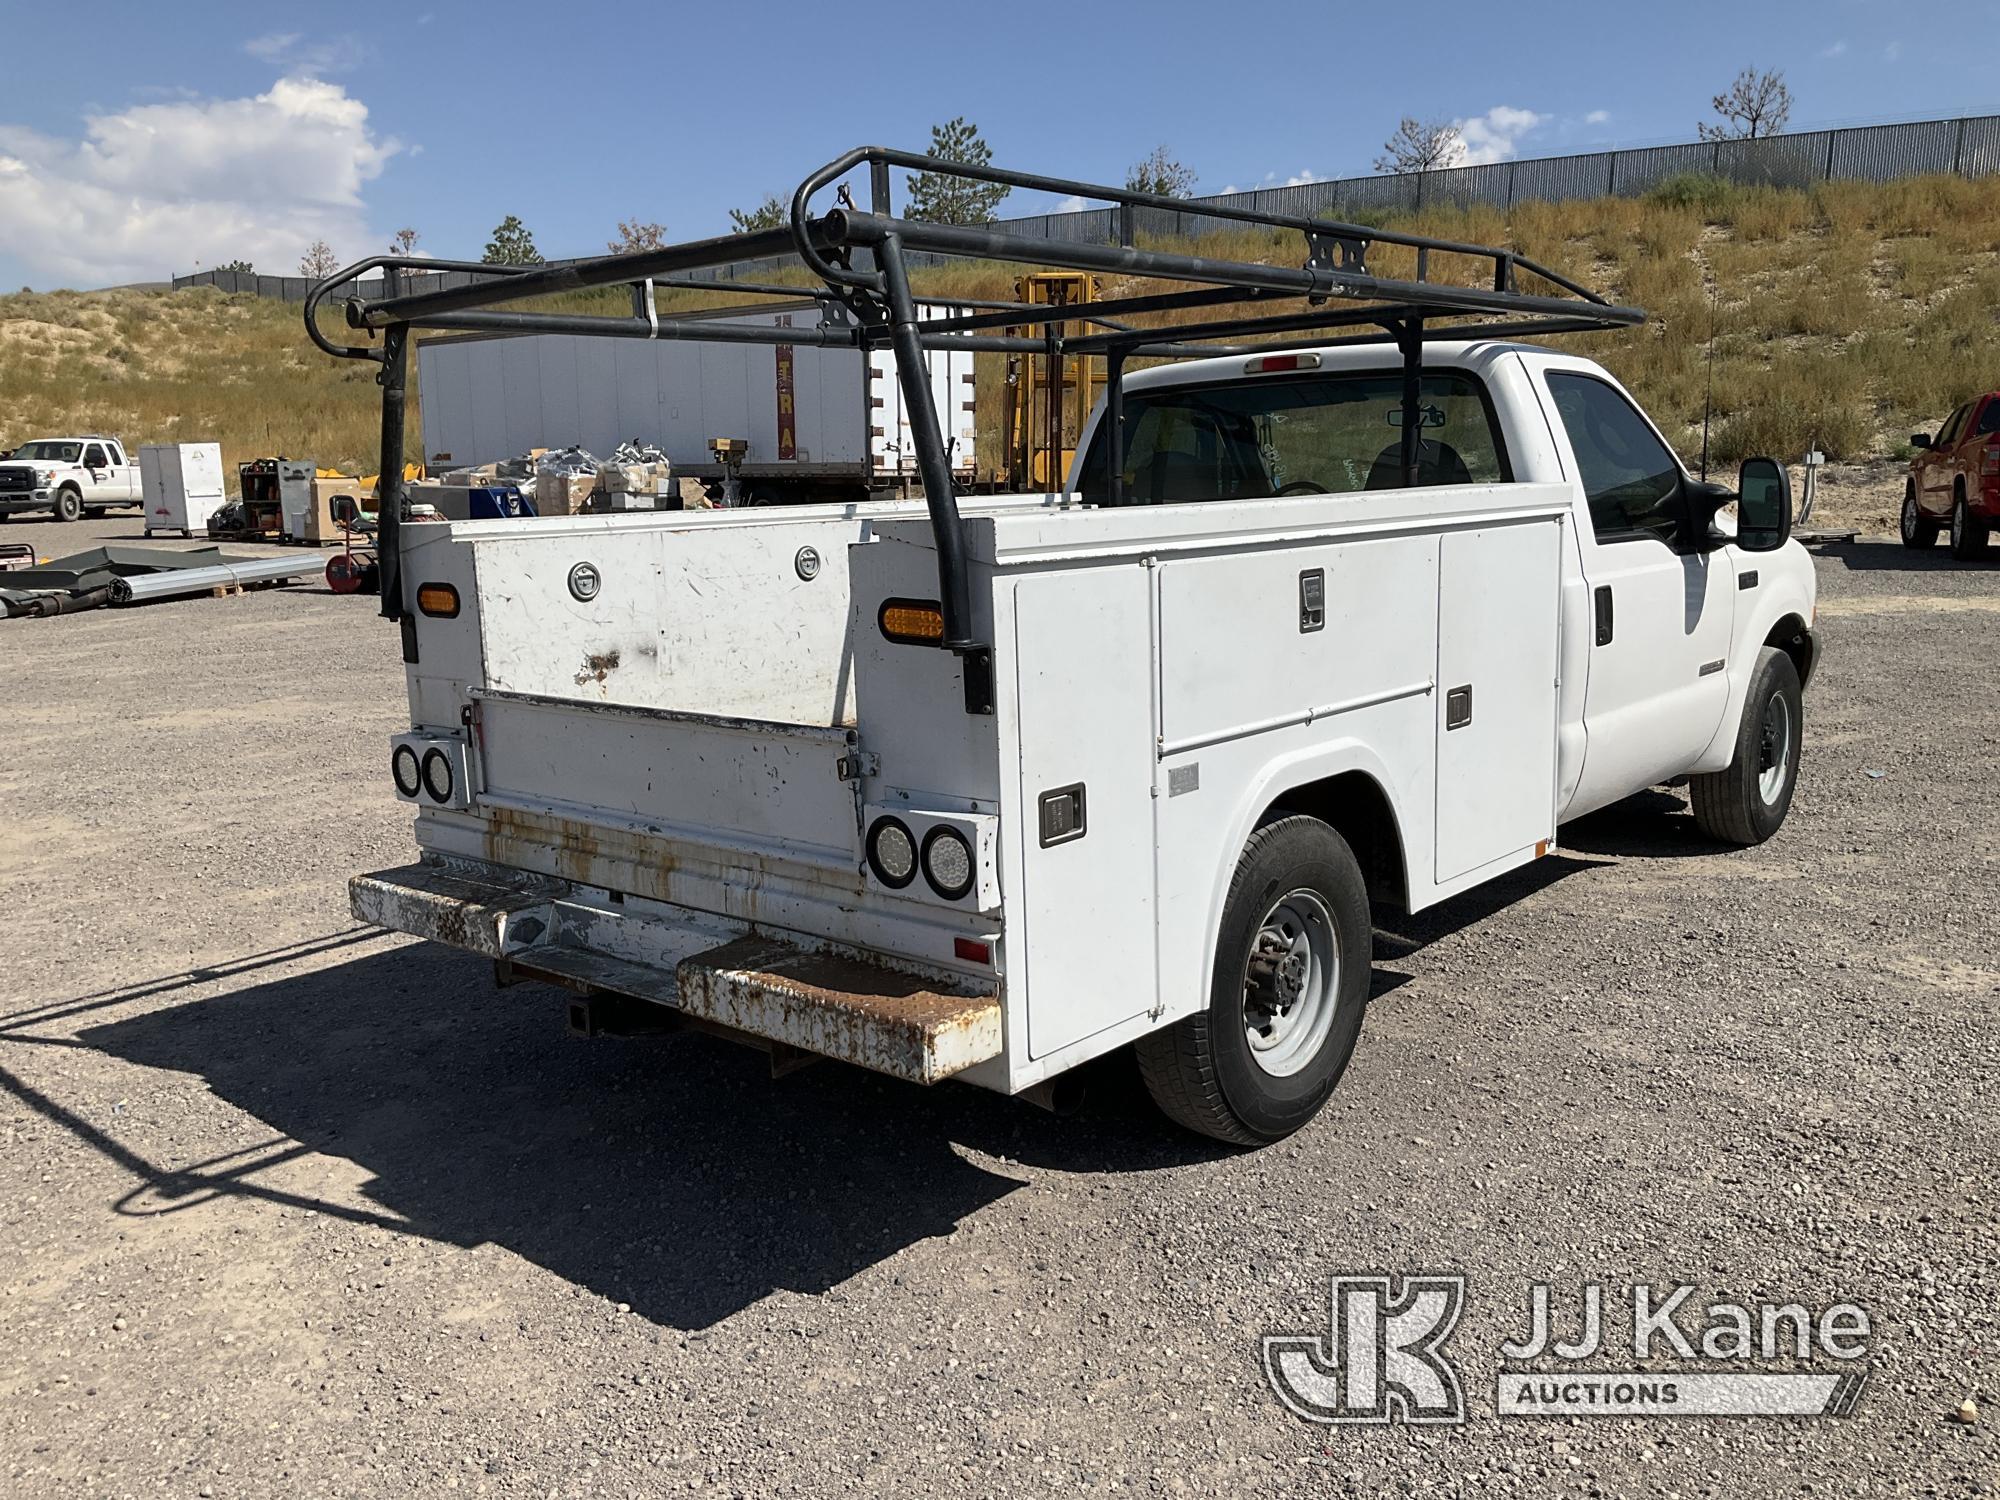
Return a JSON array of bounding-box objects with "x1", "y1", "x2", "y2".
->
[{"x1": 1, "y1": 514, "x2": 1995, "y2": 1498}]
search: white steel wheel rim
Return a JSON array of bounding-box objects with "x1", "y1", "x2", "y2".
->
[
  {"x1": 1242, "y1": 889, "x2": 1340, "y2": 1078},
  {"x1": 1758, "y1": 690, "x2": 1794, "y2": 804}
]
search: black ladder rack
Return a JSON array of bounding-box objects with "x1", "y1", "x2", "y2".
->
[{"x1": 305, "y1": 145, "x2": 1644, "y2": 713}]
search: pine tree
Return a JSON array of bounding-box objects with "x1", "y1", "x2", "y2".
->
[
  {"x1": 1126, "y1": 147, "x2": 1196, "y2": 199},
  {"x1": 905, "y1": 118, "x2": 1010, "y2": 225},
  {"x1": 482, "y1": 215, "x2": 543, "y2": 266},
  {"x1": 729, "y1": 195, "x2": 786, "y2": 233}
]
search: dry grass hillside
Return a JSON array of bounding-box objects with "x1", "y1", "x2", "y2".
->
[{"x1": 2, "y1": 173, "x2": 1996, "y2": 506}]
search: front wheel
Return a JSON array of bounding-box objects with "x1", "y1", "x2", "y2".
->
[
  {"x1": 1950, "y1": 497, "x2": 1991, "y2": 560},
  {"x1": 1689, "y1": 647, "x2": 1802, "y2": 846},
  {"x1": 1137, "y1": 815, "x2": 1371, "y2": 1145},
  {"x1": 1901, "y1": 486, "x2": 1939, "y2": 549},
  {"x1": 51, "y1": 488, "x2": 82, "y2": 522}
]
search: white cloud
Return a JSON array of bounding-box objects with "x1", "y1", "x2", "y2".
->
[
  {"x1": 1883, "y1": 40, "x2": 1902, "y2": 62},
  {"x1": 244, "y1": 31, "x2": 366, "y2": 75},
  {"x1": 0, "y1": 77, "x2": 400, "y2": 287},
  {"x1": 1282, "y1": 169, "x2": 1323, "y2": 187},
  {"x1": 1585, "y1": 109, "x2": 1611, "y2": 126},
  {"x1": 1453, "y1": 106, "x2": 1547, "y2": 166},
  {"x1": 1051, "y1": 194, "x2": 1088, "y2": 213},
  {"x1": 1820, "y1": 39, "x2": 1848, "y2": 58}
]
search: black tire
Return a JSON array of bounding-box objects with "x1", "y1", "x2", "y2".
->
[
  {"x1": 85, "y1": 506, "x2": 105, "y2": 518},
  {"x1": 1137, "y1": 815, "x2": 1371, "y2": 1145},
  {"x1": 51, "y1": 488, "x2": 82, "y2": 522},
  {"x1": 1690, "y1": 646, "x2": 1803, "y2": 846},
  {"x1": 1901, "y1": 484, "x2": 1939, "y2": 549},
  {"x1": 1950, "y1": 493, "x2": 1991, "y2": 560}
]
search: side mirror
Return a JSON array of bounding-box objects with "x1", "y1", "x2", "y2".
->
[
  {"x1": 1910, "y1": 432, "x2": 1933, "y2": 450},
  {"x1": 1736, "y1": 457, "x2": 1792, "y2": 553},
  {"x1": 1683, "y1": 477, "x2": 1736, "y2": 549}
]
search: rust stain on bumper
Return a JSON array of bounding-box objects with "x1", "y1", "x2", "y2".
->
[
  {"x1": 350, "y1": 863, "x2": 558, "y2": 958},
  {"x1": 677, "y1": 937, "x2": 1001, "y2": 1085},
  {"x1": 350, "y1": 860, "x2": 1000, "y2": 1087}
]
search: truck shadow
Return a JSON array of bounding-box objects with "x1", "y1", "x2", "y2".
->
[
  {"x1": 1552, "y1": 789, "x2": 1722, "y2": 859},
  {"x1": 1371, "y1": 846, "x2": 1601, "y2": 962},
  {"x1": 72, "y1": 943, "x2": 1225, "y2": 1330},
  {"x1": 1819, "y1": 540, "x2": 1987, "y2": 573}
]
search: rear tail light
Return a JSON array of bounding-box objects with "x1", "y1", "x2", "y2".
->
[
  {"x1": 953, "y1": 937, "x2": 992, "y2": 965},
  {"x1": 390, "y1": 732, "x2": 471, "y2": 808},
  {"x1": 865, "y1": 816, "x2": 918, "y2": 887},
  {"x1": 878, "y1": 598, "x2": 945, "y2": 646},
  {"x1": 920, "y1": 826, "x2": 975, "y2": 900},
  {"x1": 420, "y1": 747, "x2": 455, "y2": 803},
  {"x1": 391, "y1": 744, "x2": 422, "y2": 798}
]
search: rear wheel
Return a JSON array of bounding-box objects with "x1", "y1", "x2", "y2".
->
[
  {"x1": 1690, "y1": 647, "x2": 1802, "y2": 846},
  {"x1": 1137, "y1": 815, "x2": 1371, "y2": 1145},
  {"x1": 1950, "y1": 494, "x2": 1991, "y2": 560},
  {"x1": 1901, "y1": 485, "x2": 1939, "y2": 549},
  {"x1": 51, "y1": 488, "x2": 81, "y2": 522}
]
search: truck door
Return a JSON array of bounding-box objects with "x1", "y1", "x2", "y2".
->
[
  {"x1": 81, "y1": 443, "x2": 108, "y2": 502},
  {"x1": 109, "y1": 443, "x2": 138, "y2": 500},
  {"x1": 1538, "y1": 370, "x2": 1734, "y2": 818}
]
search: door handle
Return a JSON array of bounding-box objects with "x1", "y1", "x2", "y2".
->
[{"x1": 1593, "y1": 585, "x2": 1613, "y2": 646}]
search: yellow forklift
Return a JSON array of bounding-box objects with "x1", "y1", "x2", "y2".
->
[{"x1": 1002, "y1": 273, "x2": 1104, "y2": 492}]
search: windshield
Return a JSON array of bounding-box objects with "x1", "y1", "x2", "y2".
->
[
  {"x1": 12, "y1": 440, "x2": 83, "y2": 463},
  {"x1": 1076, "y1": 368, "x2": 1508, "y2": 505}
]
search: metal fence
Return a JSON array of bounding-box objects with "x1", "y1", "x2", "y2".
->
[{"x1": 178, "y1": 111, "x2": 2000, "y2": 301}]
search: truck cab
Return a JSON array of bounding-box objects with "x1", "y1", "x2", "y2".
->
[
  {"x1": 1069, "y1": 342, "x2": 1818, "y2": 834},
  {"x1": 0, "y1": 436, "x2": 142, "y2": 521}
]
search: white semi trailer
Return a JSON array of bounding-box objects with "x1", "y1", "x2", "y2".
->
[{"x1": 417, "y1": 301, "x2": 978, "y2": 504}]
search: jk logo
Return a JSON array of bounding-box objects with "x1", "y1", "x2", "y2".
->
[{"x1": 1263, "y1": 1274, "x2": 1467, "y2": 1425}]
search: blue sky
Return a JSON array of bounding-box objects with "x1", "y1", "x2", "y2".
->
[{"x1": 0, "y1": 0, "x2": 1991, "y2": 289}]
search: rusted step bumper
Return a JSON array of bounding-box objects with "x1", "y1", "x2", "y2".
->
[{"x1": 350, "y1": 862, "x2": 1000, "y2": 1085}]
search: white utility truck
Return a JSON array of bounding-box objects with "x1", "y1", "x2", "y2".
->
[
  {"x1": 313, "y1": 150, "x2": 1816, "y2": 1144},
  {"x1": 0, "y1": 436, "x2": 141, "y2": 521}
]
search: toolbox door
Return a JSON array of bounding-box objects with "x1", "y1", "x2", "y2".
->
[
  {"x1": 1012, "y1": 565, "x2": 1157, "y2": 1060},
  {"x1": 1434, "y1": 520, "x2": 1562, "y2": 882}
]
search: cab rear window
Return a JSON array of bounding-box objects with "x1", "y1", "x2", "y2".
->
[{"x1": 1076, "y1": 368, "x2": 1508, "y2": 505}]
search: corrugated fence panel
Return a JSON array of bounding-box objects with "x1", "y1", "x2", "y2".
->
[
  {"x1": 1959, "y1": 116, "x2": 2000, "y2": 177},
  {"x1": 1611, "y1": 142, "x2": 1719, "y2": 194},
  {"x1": 1715, "y1": 132, "x2": 1830, "y2": 189},
  {"x1": 1510, "y1": 152, "x2": 1614, "y2": 205}
]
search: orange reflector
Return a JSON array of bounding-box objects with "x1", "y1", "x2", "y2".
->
[
  {"x1": 1535, "y1": 840, "x2": 1550, "y2": 858},
  {"x1": 954, "y1": 937, "x2": 991, "y2": 964},
  {"x1": 416, "y1": 582, "x2": 460, "y2": 619},
  {"x1": 879, "y1": 597, "x2": 945, "y2": 646}
]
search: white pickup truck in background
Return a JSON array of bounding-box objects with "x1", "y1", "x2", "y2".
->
[
  {"x1": 0, "y1": 436, "x2": 142, "y2": 521},
  {"x1": 320, "y1": 149, "x2": 1819, "y2": 1146}
]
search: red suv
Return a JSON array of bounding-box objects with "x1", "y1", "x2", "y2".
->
[{"x1": 1904, "y1": 394, "x2": 2000, "y2": 558}]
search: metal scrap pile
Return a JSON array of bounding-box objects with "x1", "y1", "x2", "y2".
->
[
  {"x1": 533, "y1": 446, "x2": 601, "y2": 479},
  {"x1": 609, "y1": 441, "x2": 669, "y2": 466},
  {"x1": 0, "y1": 545, "x2": 326, "y2": 620}
]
